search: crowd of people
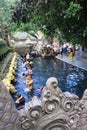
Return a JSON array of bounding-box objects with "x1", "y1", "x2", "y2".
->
[
  {"x1": 15, "y1": 44, "x2": 75, "y2": 106},
  {"x1": 15, "y1": 52, "x2": 45, "y2": 106},
  {"x1": 53, "y1": 43, "x2": 75, "y2": 61},
  {"x1": 15, "y1": 53, "x2": 34, "y2": 105}
]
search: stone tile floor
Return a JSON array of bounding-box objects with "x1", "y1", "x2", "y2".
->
[{"x1": 56, "y1": 50, "x2": 87, "y2": 71}]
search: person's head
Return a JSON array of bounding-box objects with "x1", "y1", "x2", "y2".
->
[
  {"x1": 70, "y1": 48, "x2": 73, "y2": 52},
  {"x1": 29, "y1": 69, "x2": 33, "y2": 75},
  {"x1": 16, "y1": 94, "x2": 21, "y2": 98},
  {"x1": 26, "y1": 53, "x2": 30, "y2": 59},
  {"x1": 21, "y1": 73, "x2": 26, "y2": 77},
  {"x1": 29, "y1": 61, "x2": 33, "y2": 65},
  {"x1": 26, "y1": 76, "x2": 32, "y2": 80}
]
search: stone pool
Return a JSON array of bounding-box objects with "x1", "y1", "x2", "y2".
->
[{"x1": 13, "y1": 57, "x2": 87, "y2": 109}]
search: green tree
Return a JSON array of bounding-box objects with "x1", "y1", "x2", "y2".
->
[
  {"x1": 11, "y1": 0, "x2": 38, "y2": 23},
  {"x1": 11, "y1": 0, "x2": 87, "y2": 47},
  {"x1": 0, "y1": 0, "x2": 15, "y2": 25}
]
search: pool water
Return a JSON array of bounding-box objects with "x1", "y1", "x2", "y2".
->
[
  {"x1": 14, "y1": 57, "x2": 87, "y2": 109},
  {"x1": 33, "y1": 57, "x2": 87, "y2": 98}
]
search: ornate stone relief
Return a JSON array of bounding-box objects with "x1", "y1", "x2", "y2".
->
[
  {"x1": 1, "y1": 77, "x2": 87, "y2": 130},
  {"x1": 0, "y1": 82, "x2": 22, "y2": 130}
]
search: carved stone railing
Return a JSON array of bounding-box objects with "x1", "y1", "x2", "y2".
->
[{"x1": 0, "y1": 77, "x2": 87, "y2": 130}]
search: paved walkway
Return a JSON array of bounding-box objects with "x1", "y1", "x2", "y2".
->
[{"x1": 56, "y1": 50, "x2": 87, "y2": 71}]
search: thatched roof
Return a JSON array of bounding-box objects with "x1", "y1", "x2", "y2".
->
[{"x1": 13, "y1": 32, "x2": 29, "y2": 40}]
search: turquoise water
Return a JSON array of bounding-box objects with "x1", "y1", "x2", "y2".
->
[{"x1": 14, "y1": 57, "x2": 87, "y2": 109}]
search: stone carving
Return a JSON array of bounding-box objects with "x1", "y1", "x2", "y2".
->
[
  {"x1": 0, "y1": 82, "x2": 22, "y2": 130},
  {"x1": 41, "y1": 45, "x2": 53, "y2": 58},
  {"x1": 1, "y1": 77, "x2": 87, "y2": 130}
]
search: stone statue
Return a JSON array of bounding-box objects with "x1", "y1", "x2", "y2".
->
[{"x1": 1, "y1": 77, "x2": 87, "y2": 130}]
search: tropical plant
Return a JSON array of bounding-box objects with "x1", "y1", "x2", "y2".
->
[{"x1": 9, "y1": 0, "x2": 87, "y2": 47}]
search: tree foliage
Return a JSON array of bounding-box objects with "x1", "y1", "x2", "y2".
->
[
  {"x1": 0, "y1": 0, "x2": 15, "y2": 38},
  {"x1": 11, "y1": 0, "x2": 38, "y2": 23},
  {"x1": 0, "y1": 0, "x2": 15, "y2": 25},
  {"x1": 11, "y1": 0, "x2": 87, "y2": 45}
]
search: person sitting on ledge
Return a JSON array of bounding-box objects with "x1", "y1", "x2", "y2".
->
[{"x1": 15, "y1": 94, "x2": 25, "y2": 105}]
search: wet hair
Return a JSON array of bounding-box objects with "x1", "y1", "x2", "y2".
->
[
  {"x1": 17, "y1": 94, "x2": 21, "y2": 98},
  {"x1": 22, "y1": 73, "x2": 26, "y2": 76}
]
